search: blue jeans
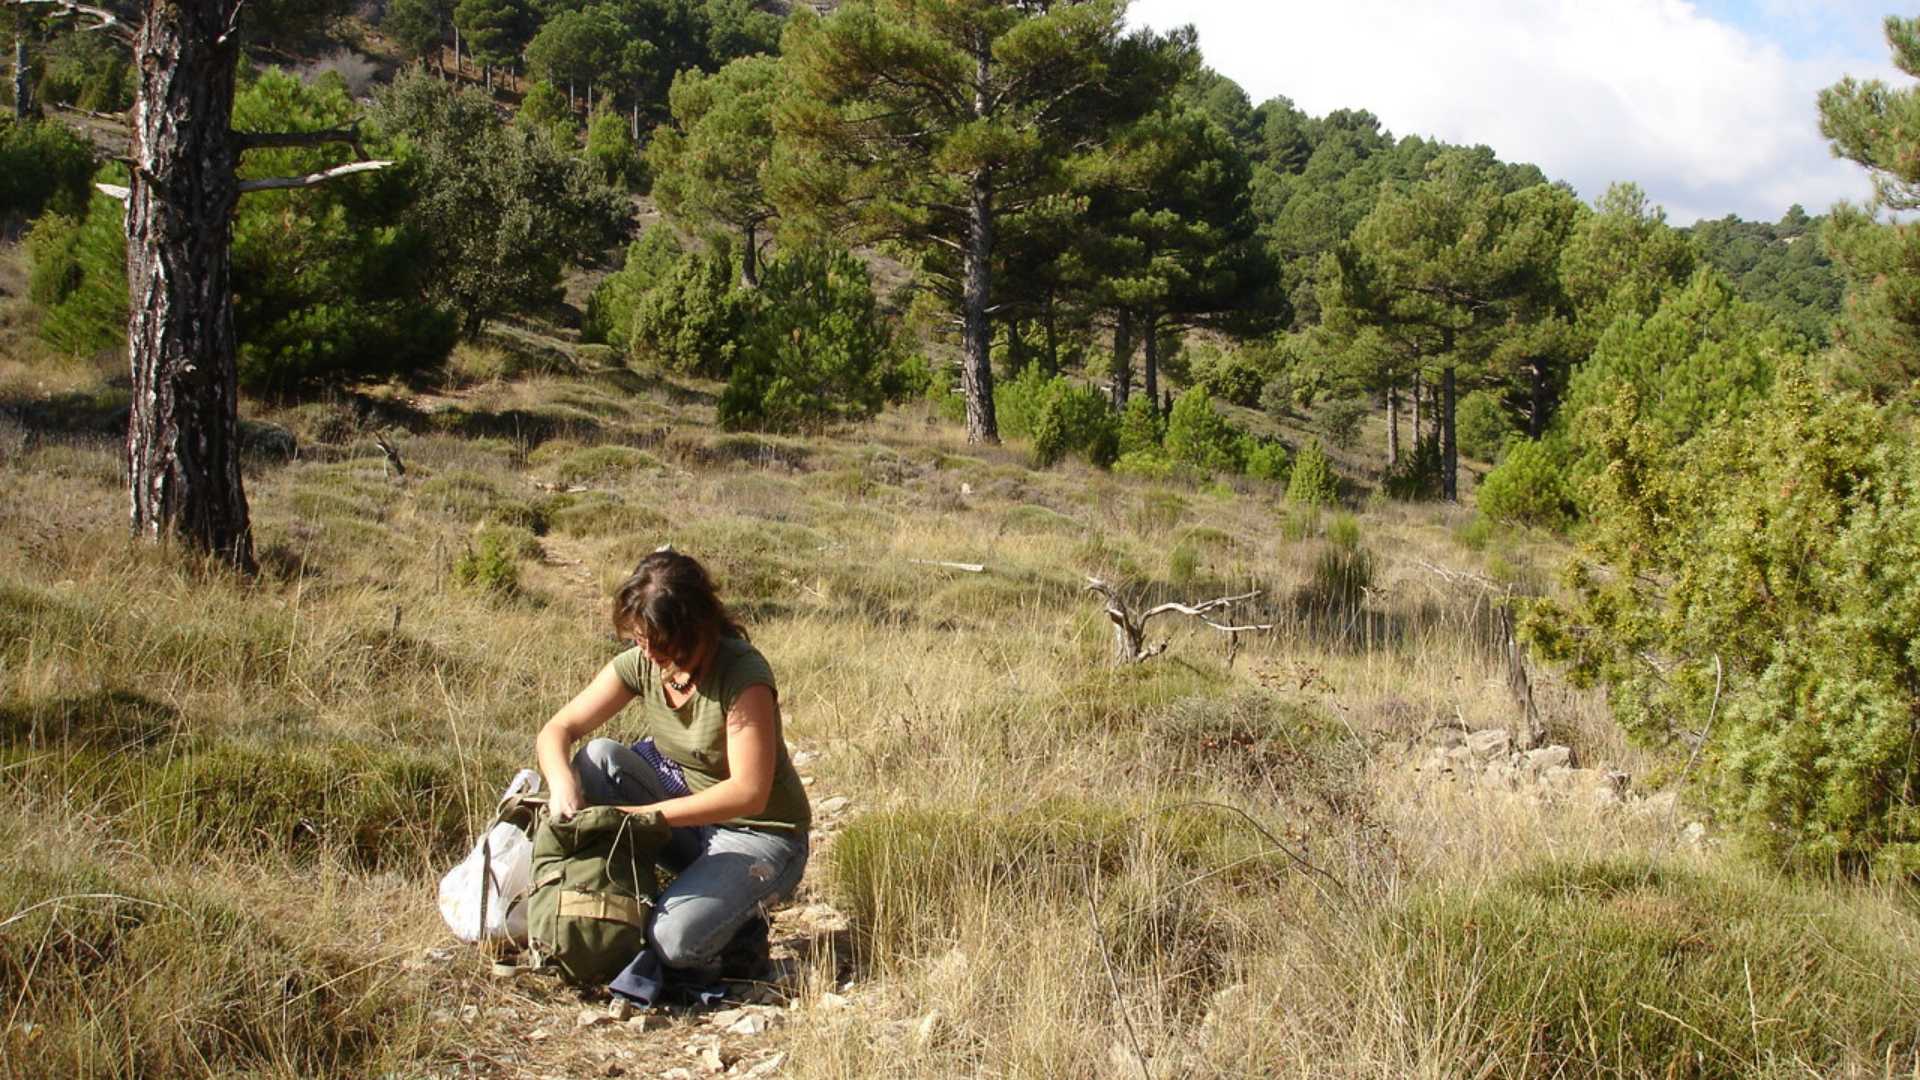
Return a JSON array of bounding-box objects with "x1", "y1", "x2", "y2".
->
[{"x1": 574, "y1": 738, "x2": 808, "y2": 971}]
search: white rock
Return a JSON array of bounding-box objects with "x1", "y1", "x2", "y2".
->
[
  {"x1": 528, "y1": 1028, "x2": 551, "y2": 1042},
  {"x1": 1638, "y1": 791, "x2": 1680, "y2": 816},
  {"x1": 708, "y1": 1008, "x2": 747, "y2": 1028},
  {"x1": 627, "y1": 1014, "x2": 663, "y2": 1032},
  {"x1": 661, "y1": 1070, "x2": 695, "y2": 1080},
  {"x1": 1523, "y1": 746, "x2": 1572, "y2": 773},
  {"x1": 1681, "y1": 821, "x2": 1709, "y2": 846},
  {"x1": 578, "y1": 1008, "x2": 612, "y2": 1029},
  {"x1": 816, "y1": 992, "x2": 851, "y2": 1010},
  {"x1": 699, "y1": 1045, "x2": 734, "y2": 1073},
  {"x1": 817, "y1": 795, "x2": 852, "y2": 815},
  {"x1": 1465, "y1": 729, "x2": 1511, "y2": 759},
  {"x1": 727, "y1": 1014, "x2": 770, "y2": 1037},
  {"x1": 913, "y1": 1009, "x2": 945, "y2": 1046},
  {"x1": 745, "y1": 1052, "x2": 788, "y2": 1078},
  {"x1": 792, "y1": 750, "x2": 818, "y2": 768},
  {"x1": 459, "y1": 1004, "x2": 480, "y2": 1023}
]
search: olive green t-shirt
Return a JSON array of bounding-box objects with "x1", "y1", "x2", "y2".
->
[{"x1": 610, "y1": 637, "x2": 810, "y2": 833}]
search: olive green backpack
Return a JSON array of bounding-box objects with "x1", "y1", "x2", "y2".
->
[{"x1": 521, "y1": 802, "x2": 673, "y2": 986}]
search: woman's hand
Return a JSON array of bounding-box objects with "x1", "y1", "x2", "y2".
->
[
  {"x1": 547, "y1": 774, "x2": 585, "y2": 820},
  {"x1": 536, "y1": 661, "x2": 635, "y2": 821}
]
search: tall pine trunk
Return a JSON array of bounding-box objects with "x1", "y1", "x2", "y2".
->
[
  {"x1": 741, "y1": 220, "x2": 758, "y2": 289},
  {"x1": 126, "y1": 0, "x2": 254, "y2": 572},
  {"x1": 1412, "y1": 376, "x2": 1423, "y2": 446},
  {"x1": 1109, "y1": 309, "x2": 1133, "y2": 409},
  {"x1": 961, "y1": 170, "x2": 998, "y2": 444},
  {"x1": 1141, "y1": 313, "x2": 1160, "y2": 411},
  {"x1": 1387, "y1": 382, "x2": 1400, "y2": 467},
  {"x1": 1441, "y1": 365, "x2": 1458, "y2": 502},
  {"x1": 13, "y1": 37, "x2": 28, "y2": 120}
]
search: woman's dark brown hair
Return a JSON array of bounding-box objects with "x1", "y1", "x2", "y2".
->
[{"x1": 611, "y1": 549, "x2": 747, "y2": 670}]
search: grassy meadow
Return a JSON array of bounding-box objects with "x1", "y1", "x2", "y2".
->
[{"x1": 4, "y1": 251, "x2": 1920, "y2": 1077}]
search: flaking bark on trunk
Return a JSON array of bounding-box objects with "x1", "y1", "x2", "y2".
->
[
  {"x1": 125, "y1": 0, "x2": 255, "y2": 572},
  {"x1": 961, "y1": 170, "x2": 997, "y2": 444},
  {"x1": 13, "y1": 37, "x2": 28, "y2": 120}
]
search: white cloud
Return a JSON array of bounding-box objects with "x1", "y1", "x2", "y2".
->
[{"x1": 1127, "y1": 0, "x2": 1898, "y2": 222}]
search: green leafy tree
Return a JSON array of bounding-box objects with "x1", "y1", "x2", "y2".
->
[
  {"x1": 648, "y1": 55, "x2": 780, "y2": 285},
  {"x1": 0, "y1": 118, "x2": 94, "y2": 221},
  {"x1": 1163, "y1": 387, "x2": 1242, "y2": 474},
  {"x1": 1562, "y1": 269, "x2": 1791, "y2": 476},
  {"x1": 1687, "y1": 207, "x2": 1842, "y2": 346},
  {"x1": 1286, "y1": 440, "x2": 1338, "y2": 505},
  {"x1": 630, "y1": 245, "x2": 749, "y2": 376},
  {"x1": 373, "y1": 69, "x2": 629, "y2": 335},
  {"x1": 1116, "y1": 393, "x2": 1164, "y2": 456},
  {"x1": 1559, "y1": 182, "x2": 1696, "y2": 341},
  {"x1": 586, "y1": 105, "x2": 639, "y2": 187},
  {"x1": 383, "y1": 0, "x2": 456, "y2": 68},
  {"x1": 526, "y1": 6, "x2": 619, "y2": 109},
  {"x1": 778, "y1": 0, "x2": 1188, "y2": 444},
  {"x1": 1031, "y1": 380, "x2": 1119, "y2": 468},
  {"x1": 1080, "y1": 103, "x2": 1272, "y2": 408},
  {"x1": 719, "y1": 248, "x2": 900, "y2": 431},
  {"x1": 517, "y1": 79, "x2": 571, "y2": 134},
  {"x1": 584, "y1": 226, "x2": 682, "y2": 345},
  {"x1": 25, "y1": 191, "x2": 127, "y2": 357}
]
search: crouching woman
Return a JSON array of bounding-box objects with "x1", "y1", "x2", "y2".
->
[{"x1": 536, "y1": 550, "x2": 810, "y2": 983}]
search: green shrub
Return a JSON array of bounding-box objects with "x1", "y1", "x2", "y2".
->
[
  {"x1": 230, "y1": 68, "x2": 457, "y2": 391},
  {"x1": 1456, "y1": 388, "x2": 1519, "y2": 460},
  {"x1": 631, "y1": 246, "x2": 749, "y2": 376},
  {"x1": 1189, "y1": 343, "x2": 1267, "y2": 406},
  {"x1": 1031, "y1": 380, "x2": 1119, "y2": 468},
  {"x1": 1453, "y1": 513, "x2": 1496, "y2": 552},
  {"x1": 550, "y1": 445, "x2": 660, "y2": 485},
  {"x1": 451, "y1": 529, "x2": 523, "y2": 597},
  {"x1": 991, "y1": 364, "x2": 1054, "y2": 441},
  {"x1": 1318, "y1": 395, "x2": 1368, "y2": 449},
  {"x1": 586, "y1": 105, "x2": 641, "y2": 188},
  {"x1": 1285, "y1": 441, "x2": 1338, "y2": 506},
  {"x1": 1164, "y1": 388, "x2": 1243, "y2": 474},
  {"x1": 718, "y1": 249, "x2": 900, "y2": 432},
  {"x1": 1526, "y1": 369, "x2": 1920, "y2": 873},
  {"x1": 26, "y1": 193, "x2": 127, "y2": 357},
  {"x1": 1382, "y1": 432, "x2": 1444, "y2": 500},
  {"x1": 1477, "y1": 436, "x2": 1574, "y2": 529},
  {"x1": 1306, "y1": 513, "x2": 1373, "y2": 612},
  {"x1": 1383, "y1": 856, "x2": 1920, "y2": 1076},
  {"x1": 1116, "y1": 394, "x2": 1164, "y2": 456},
  {"x1": 1113, "y1": 449, "x2": 1175, "y2": 482},
  {"x1": 35, "y1": 28, "x2": 133, "y2": 112},
  {"x1": 1242, "y1": 437, "x2": 1290, "y2": 483},
  {"x1": 0, "y1": 119, "x2": 95, "y2": 221},
  {"x1": 585, "y1": 228, "x2": 683, "y2": 346}
]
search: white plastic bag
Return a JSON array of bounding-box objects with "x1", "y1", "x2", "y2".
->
[{"x1": 438, "y1": 769, "x2": 542, "y2": 944}]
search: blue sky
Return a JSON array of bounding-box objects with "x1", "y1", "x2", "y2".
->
[{"x1": 1127, "y1": 0, "x2": 1902, "y2": 223}]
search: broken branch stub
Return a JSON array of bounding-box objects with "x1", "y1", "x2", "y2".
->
[{"x1": 1085, "y1": 577, "x2": 1274, "y2": 664}]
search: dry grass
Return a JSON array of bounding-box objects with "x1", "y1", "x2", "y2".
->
[{"x1": 2, "y1": 329, "x2": 1917, "y2": 1078}]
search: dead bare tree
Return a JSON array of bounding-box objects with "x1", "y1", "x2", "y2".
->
[
  {"x1": 1084, "y1": 577, "x2": 1274, "y2": 665},
  {"x1": 17, "y1": 0, "x2": 393, "y2": 574}
]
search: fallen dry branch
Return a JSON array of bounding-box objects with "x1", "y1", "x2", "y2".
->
[
  {"x1": 16, "y1": 0, "x2": 134, "y2": 44},
  {"x1": 237, "y1": 159, "x2": 394, "y2": 192},
  {"x1": 1085, "y1": 577, "x2": 1273, "y2": 664},
  {"x1": 910, "y1": 559, "x2": 986, "y2": 573}
]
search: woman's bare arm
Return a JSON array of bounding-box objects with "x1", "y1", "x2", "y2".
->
[{"x1": 536, "y1": 661, "x2": 636, "y2": 818}]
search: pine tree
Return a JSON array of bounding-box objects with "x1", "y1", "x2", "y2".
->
[
  {"x1": 648, "y1": 55, "x2": 781, "y2": 286},
  {"x1": 777, "y1": 0, "x2": 1186, "y2": 445}
]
